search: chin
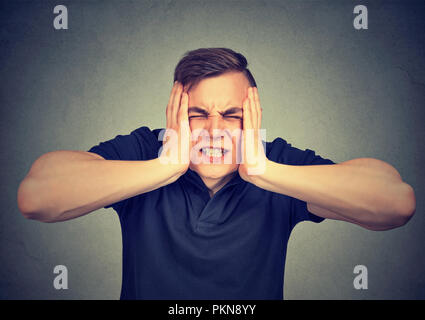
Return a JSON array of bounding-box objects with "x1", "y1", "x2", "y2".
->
[{"x1": 190, "y1": 163, "x2": 238, "y2": 180}]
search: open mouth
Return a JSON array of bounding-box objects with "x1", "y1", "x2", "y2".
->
[{"x1": 200, "y1": 147, "x2": 230, "y2": 158}]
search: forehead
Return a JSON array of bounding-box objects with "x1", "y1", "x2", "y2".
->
[{"x1": 187, "y1": 71, "x2": 250, "y2": 111}]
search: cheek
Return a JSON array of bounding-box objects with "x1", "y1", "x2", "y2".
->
[
  {"x1": 189, "y1": 120, "x2": 206, "y2": 132},
  {"x1": 233, "y1": 130, "x2": 242, "y2": 146}
]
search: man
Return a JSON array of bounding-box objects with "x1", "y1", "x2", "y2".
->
[{"x1": 17, "y1": 48, "x2": 416, "y2": 299}]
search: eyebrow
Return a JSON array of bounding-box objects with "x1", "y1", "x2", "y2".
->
[
  {"x1": 188, "y1": 106, "x2": 242, "y2": 115},
  {"x1": 188, "y1": 106, "x2": 209, "y2": 115},
  {"x1": 220, "y1": 107, "x2": 242, "y2": 116}
]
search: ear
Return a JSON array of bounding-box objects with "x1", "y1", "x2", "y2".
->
[{"x1": 183, "y1": 83, "x2": 190, "y2": 93}]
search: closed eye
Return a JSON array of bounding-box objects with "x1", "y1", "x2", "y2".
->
[
  {"x1": 189, "y1": 115, "x2": 242, "y2": 120},
  {"x1": 189, "y1": 115, "x2": 208, "y2": 119}
]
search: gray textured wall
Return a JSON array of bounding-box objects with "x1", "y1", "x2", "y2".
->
[{"x1": 1, "y1": 0, "x2": 424, "y2": 299}]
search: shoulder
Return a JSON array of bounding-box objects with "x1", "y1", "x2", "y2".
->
[
  {"x1": 265, "y1": 137, "x2": 335, "y2": 166},
  {"x1": 127, "y1": 126, "x2": 165, "y2": 158},
  {"x1": 265, "y1": 137, "x2": 289, "y2": 160},
  {"x1": 130, "y1": 126, "x2": 163, "y2": 140},
  {"x1": 265, "y1": 137, "x2": 299, "y2": 164},
  {"x1": 130, "y1": 126, "x2": 163, "y2": 142}
]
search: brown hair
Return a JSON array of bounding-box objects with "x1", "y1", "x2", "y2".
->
[{"x1": 173, "y1": 48, "x2": 257, "y2": 92}]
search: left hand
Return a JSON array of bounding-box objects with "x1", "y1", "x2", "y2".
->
[{"x1": 238, "y1": 87, "x2": 268, "y2": 181}]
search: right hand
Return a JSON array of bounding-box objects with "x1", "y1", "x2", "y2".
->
[{"x1": 159, "y1": 81, "x2": 192, "y2": 175}]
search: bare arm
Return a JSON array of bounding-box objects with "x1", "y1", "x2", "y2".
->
[
  {"x1": 239, "y1": 87, "x2": 416, "y2": 231},
  {"x1": 17, "y1": 81, "x2": 190, "y2": 223},
  {"x1": 17, "y1": 150, "x2": 185, "y2": 222},
  {"x1": 251, "y1": 159, "x2": 416, "y2": 231}
]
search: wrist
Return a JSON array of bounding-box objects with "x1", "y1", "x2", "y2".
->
[
  {"x1": 156, "y1": 156, "x2": 188, "y2": 178},
  {"x1": 240, "y1": 159, "x2": 271, "y2": 185}
]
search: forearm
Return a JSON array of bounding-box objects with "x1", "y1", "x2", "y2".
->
[
  {"x1": 249, "y1": 158, "x2": 415, "y2": 227},
  {"x1": 17, "y1": 151, "x2": 183, "y2": 222}
]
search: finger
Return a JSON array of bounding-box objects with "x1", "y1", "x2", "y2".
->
[
  {"x1": 242, "y1": 96, "x2": 252, "y2": 130},
  {"x1": 242, "y1": 97, "x2": 249, "y2": 163},
  {"x1": 178, "y1": 92, "x2": 191, "y2": 139},
  {"x1": 249, "y1": 87, "x2": 260, "y2": 158},
  {"x1": 246, "y1": 90, "x2": 258, "y2": 163},
  {"x1": 172, "y1": 82, "x2": 183, "y2": 127},
  {"x1": 166, "y1": 81, "x2": 178, "y2": 128},
  {"x1": 254, "y1": 87, "x2": 262, "y2": 129},
  {"x1": 178, "y1": 92, "x2": 190, "y2": 162},
  {"x1": 249, "y1": 87, "x2": 258, "y2": 129},
  {"x1": 178, "y1": 91, "x2": 189, "y2": 125}
]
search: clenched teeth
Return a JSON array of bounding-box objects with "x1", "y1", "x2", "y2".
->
[{"x1": 201, "y1": 147, "x2": 228, "y2": 157}]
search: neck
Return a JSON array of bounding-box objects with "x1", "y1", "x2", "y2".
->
[{"x1": 201, "y1": 172, "x2": 237, "y2": 197}]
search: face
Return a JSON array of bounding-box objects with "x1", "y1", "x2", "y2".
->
[{"x1": 185, "y1": 71, "x2": 250, "y2": 181}]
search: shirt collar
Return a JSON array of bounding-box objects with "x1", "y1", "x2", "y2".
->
[{"x1": 182, "y1": 168, "x2": 244, "y2": 191}]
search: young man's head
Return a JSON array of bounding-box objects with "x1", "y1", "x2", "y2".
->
[{"x1": 173, "y1": 48, "x2": 257, "y2": 184}]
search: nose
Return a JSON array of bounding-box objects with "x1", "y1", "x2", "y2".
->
[{"x1": 205, "y1": 115, "x2": 225, "y2": 137}]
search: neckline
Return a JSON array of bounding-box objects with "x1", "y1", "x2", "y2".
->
[{"x1": 182, "y1": 168, "x2": 244, "y2": 192}]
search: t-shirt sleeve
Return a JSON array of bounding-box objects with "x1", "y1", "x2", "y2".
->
[
  {"x1": 87, "y1": 126, "x2": 161, "y2": 213},
  {"x1": 266, "y1": 137, "x2": 336, "y2": 230}
]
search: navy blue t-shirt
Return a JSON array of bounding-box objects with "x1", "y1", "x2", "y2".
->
[{"x1": 87, "y1": 126, "x2": 335, "y2": 300}]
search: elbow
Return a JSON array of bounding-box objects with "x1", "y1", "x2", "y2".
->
[
  {"x1": 18, "y1": 204, "x2": 58, "y2": 223},
  {"x1": 366, "y1": 183, "x2": 416, "y2": 231},
  {"x1": 20, "y1": 210, "x2": 57, "y2": 223},
  {"x1": 17, "y1": 178, "x2": 36, "y2": 219},
  {"x1": 395, "y1": 183, "x2": 416, "y2": 226},
  {"x1": 18, "y1": 152, "x2": 66, "y2": 223},
  {"x1": 17, "y1": 178, "x2": 58, "y2": 223},
  {"x1": 383, "y1": 183, "x2": 416, "y2": 229}
]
